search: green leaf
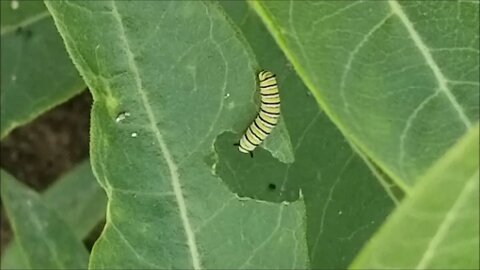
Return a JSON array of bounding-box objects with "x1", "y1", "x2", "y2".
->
[
  {"x1": 351, "y1": 123, "x2": 479, "y2": 269},
  {"x1": 0, "y1": 169, "x2": 90, "y2": 269},
  {"x1": 262, "y1": 116, "x2": 295, "y2": 164},
  {"x1": 250, "y1": 1, "x2": 479, "y2": 189},
  {"x1": 46, "y1": 1, "x2": 306, "y2": 268},
  {"x1": 43, "y1": 160, "x2": 106, "y2": 237},
  {"x1": 1, "y1": 160, "x2": 107, "y2": 269},
  {"x1": 218, "y1": 1, "x2": 396, "y2": 268},
  {"x1": 0, "y1": 0, "x2": 84, "y2": 138}
]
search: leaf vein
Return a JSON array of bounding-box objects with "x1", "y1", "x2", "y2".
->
[
  {"x1": 339, "y1": 13, "x2": 393, "y2": 113},
  {"x1": 389, "y1": 0, "x2": 472, "y2": 128},
  {"x1": 415, "y1": 170, "x2": 479, "y2": 269},
  {"x1": 109, "y1": 2, "x2": 202, "y2": 269},
  {"x1": 0, "y1": 10, "x2": 51, "y2": 36},
  {"x1": 310, "y1": 1, "x2": 364, "y2": 33},
  {"x1": 311, "y1": 154, "x2": 354, "y2": 259},
  {"x1": 193, "y1": 197, "x2": 236, "y2": 234},
  {"x1": 239, "y1": 206, "x2": 285, "y2": 269},
  {"x1": 109, "y1": 222, "x2": 158, "y2": 268},
  {"x1": 28, "y1": 210, "x2": 64, "y2": 268},
  {"x1": 398, "y1": 90, "x2": 441, "y2": 178}
]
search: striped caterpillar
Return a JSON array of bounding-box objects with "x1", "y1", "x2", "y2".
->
[{"x1": 236, "y1": 70, "x2": 280, "y2": 157}]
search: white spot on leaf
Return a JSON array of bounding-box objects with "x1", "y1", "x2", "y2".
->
[
  {"x1": 131, "y1": 132, "x2": 138, "y2": 138},
  {"x1": 115, "y1": 111, "x2": 130, "y2": 123},
  {"x1": 11, "y1": 0, "x2": 19, "y2": 10}
]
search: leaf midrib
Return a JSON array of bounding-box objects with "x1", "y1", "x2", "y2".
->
[
  {"x1": 388, "y1": 0, "x2": 472, "y2": 129},
  {"x1": 249, "y1": 1, "x2": 410, "y2": 192},
  {"x1": 251, "y1": 1, "x2": 475, "y2": 191},
  {"x1": 27, "y1": 207, "x2": 64, "y2": 268},
  {"x1": 109, "y1": 2, "x2": 202, "y2": 269},
  {"x1": 415, "y1": 170, "x2": 479, "y2": 269}
]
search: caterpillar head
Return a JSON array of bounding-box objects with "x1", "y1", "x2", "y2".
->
[{"x1": 258, "y1": 70, "x2": 275, "y2": 81}]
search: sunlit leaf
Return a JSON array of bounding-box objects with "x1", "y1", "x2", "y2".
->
[
  {"x1": 250, "y1": 1, "x2": 479, "y2": 188},
  {"x1": 351, "y1": 123, "x2": 479, "y2": 269}
]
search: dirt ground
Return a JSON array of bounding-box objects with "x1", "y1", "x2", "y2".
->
[{"x1": 0, "y1": 91, "x2": 93, "y2": 255}]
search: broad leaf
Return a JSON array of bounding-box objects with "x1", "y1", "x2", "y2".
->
[
  {"x1": 218, "y1": 2, "x2": 395, "y2": 269},
  {"x1": 0, "y1": 169, "x2": 89, "y2": 269},
  {"x1": 46, "y1": 1, "x2": 306, "y2": 268},
  {"x1": 250, "y1": 1, "x2": 479, "y2": 188},
  {"x1": 351, "y1": 123, "x2": 479, "y2": 269},
  {"x1": 1, "y1": 160, "x2": 107, "y2": 269},
  {"x1": 0, "y1": 0, "x2": 84, "y2": 138}
]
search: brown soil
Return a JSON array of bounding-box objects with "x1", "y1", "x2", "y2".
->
[{"x1": 0, "y1": 90, "x2": 92, "y2": 254}]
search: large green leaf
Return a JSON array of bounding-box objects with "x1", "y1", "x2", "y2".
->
[
  {"x1": 217, "y1": 2, "x2": 395, "y2": 269},
  {"x1": 351, "y1": 123, "x2": 479, "y2": 269},
  {"x1": 250, "y1": 1, "x2": 479, "y2": 189},
  {"x1": 0, "y1": 170, "x2": 89, "y2": 269},
  {"x1": 1, "y1": 160, "x2": 107, "y2": 269},
  {"x1": 0, "y1": 0, "x2": 84, "y2": 138},
  {"x1": 46, "y1": 1, "x2": 307, "y2": 268}
]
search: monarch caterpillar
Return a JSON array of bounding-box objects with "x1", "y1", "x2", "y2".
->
[{"x1": 236, "y1": 70, "x2": 280, "y2": 157}]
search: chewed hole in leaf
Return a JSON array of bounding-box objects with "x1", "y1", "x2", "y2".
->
[{"x1": 208, "y1": 131, "x2": 300, "y2": 203}]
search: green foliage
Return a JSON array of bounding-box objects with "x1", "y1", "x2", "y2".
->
[
  {"x1": 0, "y1": 0, "x2": 84, "y2": 138},
  {"x1": 45, "y1": 1, "x2": 307, "y2": 268},
  {"x1": 351, "y1": 124, "x2": 479, "y2": 269},
  {"x1": 1, "y1": 1, "x2": 478, "y2": 269},
  {"x1": 1, "y1": 170, "x2": 90, "y2": 269},
  {"x1": 1, "y1": 160, "x2": 107, "y2": 269},
  {"x1": 250, "y1": 1, "x2": 479, "y2": 189},
  {"x1": 218, "y1": 2, "x2": 394, "y2": 269}
]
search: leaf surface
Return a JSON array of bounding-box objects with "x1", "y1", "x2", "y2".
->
[
  {"x1": 250, "y1": 1, "x2": 480, "y2": 188},
  {"x1": 1, "y1": 160, "x2": 107, "y2": 269},
  {"x1": 218, "y1": 2, "x2": 396, "y2": 268},
  {"x1": 0, "y1": 0, "x2": 84, "y2": 138},
  {"x1": 46, "y1": 1, "x2": 306, "y2": 268},
  {"x1": 0, "y1": 169, "x2": 89, "y2": 269},
  {"x1": 351, "y1": 123, "x2": 479, "y2": 269}
]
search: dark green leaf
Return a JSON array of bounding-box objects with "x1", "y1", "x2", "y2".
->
[
  {"x1": 1, "y1": 160, "x2": 107, "y2": 269},
  {"x1": 0, "y1": 0, "x2": 84, "y2": 138},
  {"x1": 218, "y1": 2, "x2": 395, "y2": 269},
  {"x1": 0, "y1": 169, "x2": 89, "y2": 269}
]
